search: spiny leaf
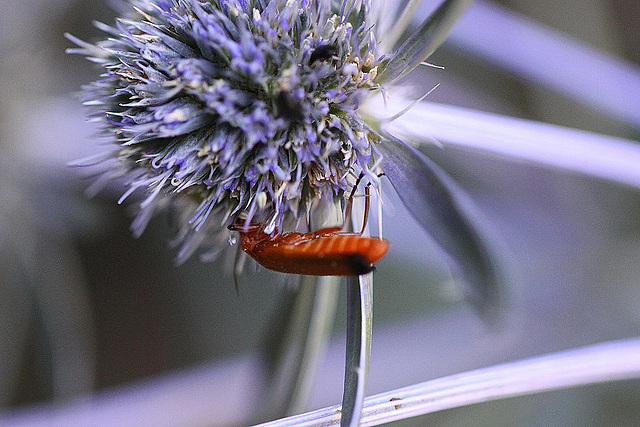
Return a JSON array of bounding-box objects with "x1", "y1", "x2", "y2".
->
[
  {"x1": 376, "y1": 0, "x2": 472, "y2": 85},
  {"x1": 378, "y1": 136, "x2": 504, "y2": 317}
]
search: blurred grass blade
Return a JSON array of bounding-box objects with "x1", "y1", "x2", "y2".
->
[
  {"x1": 376, "y1": 0, "x2": 472, "y2": 85},
  {"x1": 256, "y1": 337, "x2": 640, "y2": 426},
  {"x1": 445, "y1": 0, "x2": 640, "y2": 129},
  {"x1": 385, "y1": 100, "x2": 640, "y2": 189},
  {"x1": 377, "y1": 136, "x2": 504, "y2": 316},
  {"x1": 31, "y1": 237, "x2": 95, "y2": 400},
  {"x1": 340, "y1": 273, "x2": 373, "y2": 427},
  {"x1": 261, "y1": 276, "x2": 339, "y2": 419}
]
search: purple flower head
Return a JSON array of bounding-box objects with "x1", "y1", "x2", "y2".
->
[
  {"x1": 68, "y1": 1, "x2": 512, "y2": 423},
  {"x1": 69, "y1": 0, "x2": 503, "y2": 319},
  {"x1": 68, "y1": 0, "x2": 382, "y2": 261}
]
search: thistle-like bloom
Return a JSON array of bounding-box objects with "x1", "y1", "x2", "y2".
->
[
  {"x1": 68, "y1": 0, "x2": 383, "y2": 263},
  {"x1": 69, "y1": 0, "x2": 503, "y2": 423},
  {"x1": 68, "y1": 0, "x2": 500, "y2": 313}
]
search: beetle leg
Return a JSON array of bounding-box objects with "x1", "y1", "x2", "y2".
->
[
  {"x1": 342, "y1": 172, "x2": 365, "y2": 230},
  {"x1": 359, "y1": 183, "x2": 371, "y2": 235}
]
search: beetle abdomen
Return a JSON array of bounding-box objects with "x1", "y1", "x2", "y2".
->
[{"x1": 251, "y1": 234, "x2": 389, "y2": 276}]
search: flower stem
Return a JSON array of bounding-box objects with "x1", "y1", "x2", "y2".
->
[{"x1": 340, "y1": 273, "x2": 373, "y2": 427}]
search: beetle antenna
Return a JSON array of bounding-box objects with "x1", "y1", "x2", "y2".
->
[
  {"x1": 358, "y1": 173, "x2": 384, "y2": 235},
  {"x1": 343, "y1": 172, "x2": 364, "y2": 230},
  {"x1": 357, "y1": 172, "x2": 385, "y2": 235},
  {"x1": 360, "y1": 183, "x2": 371, "y2": 235},
  {"x1": 353, "y1": 173, "x2": 384, "y2": 235}
]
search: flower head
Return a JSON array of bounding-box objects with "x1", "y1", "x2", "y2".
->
[
  {"x1": 69, "y1": 1, "x2": 508, "y2": 423},
  {"x1": 69, "y1": 0, "x2": 502, "y2": 317},
  {"x1": 68, "y1": 0, "x2": 383, "y2": 261}
]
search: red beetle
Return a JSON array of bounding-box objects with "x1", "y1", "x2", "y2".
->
[{"x1": 229, "y1": 175, "x2": 389, "y2": 276}]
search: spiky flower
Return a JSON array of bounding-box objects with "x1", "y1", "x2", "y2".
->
[
  {"x1": 68, "y1": 0, "x2": 383, "y2": 262},
  {"x1": 69, "y1": 0, "x2": 508, "y2": 423},
  {"x1": 69, "y1": 0, "x2": 500, "y2": 314}
]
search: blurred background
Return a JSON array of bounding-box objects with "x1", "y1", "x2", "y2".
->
[{"x1": 0, "y1": 0, "x2": 639, "y2": 425}]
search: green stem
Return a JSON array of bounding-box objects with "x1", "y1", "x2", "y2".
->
[{"x1": 340, "y1": 273, "x2": 373, "y2": 427}]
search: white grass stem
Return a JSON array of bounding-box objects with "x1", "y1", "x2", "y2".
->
[{"x1": 256, "y1": 337, "x2": 640, "y2": 426}]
